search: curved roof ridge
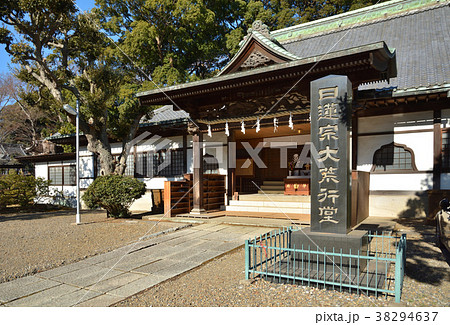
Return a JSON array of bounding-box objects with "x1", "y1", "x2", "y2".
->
[{"x1": 272, "y1": 0, "x2": 446, "y2": 44}]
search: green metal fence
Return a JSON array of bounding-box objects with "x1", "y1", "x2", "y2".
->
[{"x1": 245, "y1": 227, "x2": 407, "y2": 302}]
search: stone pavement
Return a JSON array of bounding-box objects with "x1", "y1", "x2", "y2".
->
[{"x1": 0, "y1": 221, "x2": 277, "y2": 307}]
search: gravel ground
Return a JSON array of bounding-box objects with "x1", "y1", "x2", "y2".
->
[
  {"x1": 1, "y1": 208, "x2": 448, "y2": 307},
  {"x1": 115, "y1": 219, "x2": 449, "y2": 307},
  {"x1": 0, "y1": 209, "x2": 175, "y2": 283}
]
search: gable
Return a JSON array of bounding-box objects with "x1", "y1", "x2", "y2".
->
[{"x1": 218, "y1": 21, "x2": 300, "y2": 76}]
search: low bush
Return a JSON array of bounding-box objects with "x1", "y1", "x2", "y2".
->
[
  {"x1": 0, "y1": 171, "x2": 51, "y2": 208},
  {"x1": 82, "y1": 174, "x2": 146, "y2": 218}
]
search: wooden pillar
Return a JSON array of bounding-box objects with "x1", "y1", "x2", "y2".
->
[
  {"x1": 182, "y1": 133, "x2": 188, "y2": 174},
  {"x1": 433, "y1": 109, "x2": 441, "y2": 190},
  {"x1": 227, "y1": 130, "x2": 236, "y2": 199},
  {"x1": 352, "y1": 112, "x2": 358, "y2": 171},
  {"x1": 191, "y1": 126, "x2": 205, "y2": 214}
]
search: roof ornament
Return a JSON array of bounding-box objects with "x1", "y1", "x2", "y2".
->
[
  {"x1": 249, "y1": 20, "x2": 271, "y2": 38},
  {"x1": 242, "y1": 20, "x2": 273, "y2": 45}
]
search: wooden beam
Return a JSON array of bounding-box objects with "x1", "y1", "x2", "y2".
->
[
  {"x1": 352, "y1": 112, "x2": 358, "y2": 170},
  {"x1": 191, "y1": 130, "x2": 205, "y2": 214},
  {"x1": 357, "y1": 97, "x2": 450, "y2": 117},
  {"x1": 182, "y1": 133, "x2": 188, "y2": 174},
  {"x1": 227, "y1": 130, "x2": 236, "y2": 200},
  {"x1": 433, "y1": 109, "x2": 442, "y2": 190}
]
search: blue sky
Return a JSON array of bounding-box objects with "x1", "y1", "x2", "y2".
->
[{"x1": 0, "y1": 0, "x2": 96, "y2": 74}]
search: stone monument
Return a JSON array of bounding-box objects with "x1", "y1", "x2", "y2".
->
[{"x1": 291, "y1": 75, "x2": 368, "y2": 273}]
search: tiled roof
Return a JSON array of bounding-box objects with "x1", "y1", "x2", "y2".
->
[
  {"x1": 45, "y1": 106, "x2": 189, "y2": 142},
  {"x1": 0, "y1": 143, "x2": 27, "y2": 164},
  {"x1": 139, "y1": 105, "x2": 189, "y2": 126},
  {"x1": 0, "y1": 143, "x2": 26, "y2": 157},
  {"x1": 275, "y1": 1, "x2": 449, "y2": 93}
]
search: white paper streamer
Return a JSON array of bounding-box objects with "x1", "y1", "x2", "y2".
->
[
  {"x1": 241, "y1": 120, "x2": 245, "y2": 134},
  {"x1": 256, "y1": 117, "x2": 260, "y2": 133},
  {"x1": 207, "y1": 124, "x2": 212, "y2": 137},
  {"x1": 225, "y1": 121, "x2": 229, "y2": 136},
  {"x1": 289, "y1": 112, "x2": 294, "y2": 130},
  {"x1": 273, "y1": 117, "x2": 278, "y2": 132}
]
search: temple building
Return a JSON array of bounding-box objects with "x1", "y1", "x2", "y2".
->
[{"x1": 21, "y1": 0, "x2": 450, "y2": 221}]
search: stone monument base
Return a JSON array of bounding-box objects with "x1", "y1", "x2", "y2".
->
[{"x1": 290, "y1": 228, "x2": 369, "y2": 273}]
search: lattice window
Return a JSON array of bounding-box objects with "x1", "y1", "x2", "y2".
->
[
  {"x1": 152, "y1": 149, "x2": 184, "y2": 177},
  {"x1": 136, "y1": 152, "x2": 155, "y2": 178},
  {"x1": 136, "y1": 153, "x2": 147, "y2": 178},
  {"x1": 49, "y1": 165, "x2": 76, "y2": 185},
  {"x1": 95, "y1": 154, "x2": 134, "y2": 177},
  {"x1": 171, "y1": 150, "x2": 184, "y2": 176},
  {"x1": 371, "y1": 142, "x2": 417, "y2": 172},
  {"x1": 442, "y1": 130, "x2": 450, "y2": 170},
  {"x1": 124, "y1": 154, "x2": 134, "y2": 176}
]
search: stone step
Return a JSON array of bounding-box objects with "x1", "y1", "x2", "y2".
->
[
  {"x1": 229, "y1": 200, "x2": 308, "y2": 208},
  {"x1": 225, "y1": 205, "x2": 310, "y2": 215},
  {"x1": 238, "y1": 194, "x2": 311, "y2": 202},
  {"x1": 258, "y1": 190, "x2": 284, "y2": 194},
  {"x1": 260, "y1": 185, "x2": 284, "y2": 191},
  {"x1": 224, "y1": 211, "x2": 310, "y2": 222},
  {"x1": 262, "y1": 181, "x2": 284, "y2": 186}
]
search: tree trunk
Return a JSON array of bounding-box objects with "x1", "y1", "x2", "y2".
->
[
  {"x1": 114, "y1": 114, "x2": 144, "y2": 176},
  {"x1": 85, "y1": 134, "x2": 115, "y2": 176}
]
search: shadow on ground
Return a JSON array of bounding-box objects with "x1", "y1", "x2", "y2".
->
[
  {"x1": 397, "y1": 192, "x2": 428, "y2": 219},
  {"x1": 0, "y1": 206, "x2": 76, "y2": 222},
  {"x1": 396, "y1": 217, "x2": 450, "y2": 285}
]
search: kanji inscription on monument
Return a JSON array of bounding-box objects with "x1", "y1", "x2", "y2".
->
[{"x1": 310, "y1": 75, "x2": 352, "y2": 234}]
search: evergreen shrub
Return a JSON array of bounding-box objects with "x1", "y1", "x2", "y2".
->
[
  {"x1": 0, "y1": 171, "x2": 51, "y2": 208},
  {"x1": 82, "y1": 174, "x2": 146, "y2": 218}
]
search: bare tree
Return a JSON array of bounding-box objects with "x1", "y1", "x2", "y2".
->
[{"x1": 0, "y1": 73, "x2": 57, "y2": 151}]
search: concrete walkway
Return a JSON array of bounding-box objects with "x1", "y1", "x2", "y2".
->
[{"x1": 0, "y1": 221, "x2": 276, "y2": 307}]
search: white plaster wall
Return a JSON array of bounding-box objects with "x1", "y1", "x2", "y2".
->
[
  {"x1": 186, "y1": 148, "x2": 193, "y2": 174},
  {"x1": 35, "y1": 162, "x2": 48, "y2": 180},
  {"x1": 185, "y1": 133, "x2": 228, "y2": 175},
  {"x1": 204, "y1": 144, "x2": 227, "y2": 175},
  {"x1": 358, "y1": 111, "x2": 433, "y2": 134},
  {"x1": 141, "y1": 176, "x2": 184, "y2": 189},
  {"x1": 357, "y1": 132, "x2": 433, "y2": 173},
  {"x1": 370, "y1": 173, "x2": 432, "y2": 191},
  {"x1": 79, "y1": 154, "x2": 94, "y2": 178},
  {"x1": 110, "y1": 143, "x2": 123, "y2": 155},
  {"x1": 369, "y1": 193, "x2": 427, "y2": 218},
  {"x1": 129, "y1": 191, "x2": 153, "y2": 211},
  {"x1": 357, "y1": 111, "x2": 434, "y2": 192},
  {"x1": 136, "y1": 135, "x2": 184, "y2": 152}
]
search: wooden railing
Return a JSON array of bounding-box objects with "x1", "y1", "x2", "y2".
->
[{"x1": 164, "y1": 174, "x2": 226, "y2": 217}]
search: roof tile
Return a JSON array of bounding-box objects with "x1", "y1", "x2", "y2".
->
[{"x1": 280, "y1": 4, "x2": 449, "y2": 91}]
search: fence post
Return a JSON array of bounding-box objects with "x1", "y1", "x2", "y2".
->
[
  {"x1": 245, "y1": 239, "x2": 250, "y2": 280},
  {"x1": 394, "y1": 235, "x2": 405, "y2": 303}
]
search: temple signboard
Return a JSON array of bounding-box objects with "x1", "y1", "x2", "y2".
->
[{"x1": 310, "y1": 75, "x2": 352, "y2": 234}]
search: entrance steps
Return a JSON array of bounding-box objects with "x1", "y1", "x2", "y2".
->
[
  {"x1": 225, "y1": 194, "x2": 310, "y2": 220},
  {"x1": 259, "y1": 180, "x2": 284, "y2": 194}
]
